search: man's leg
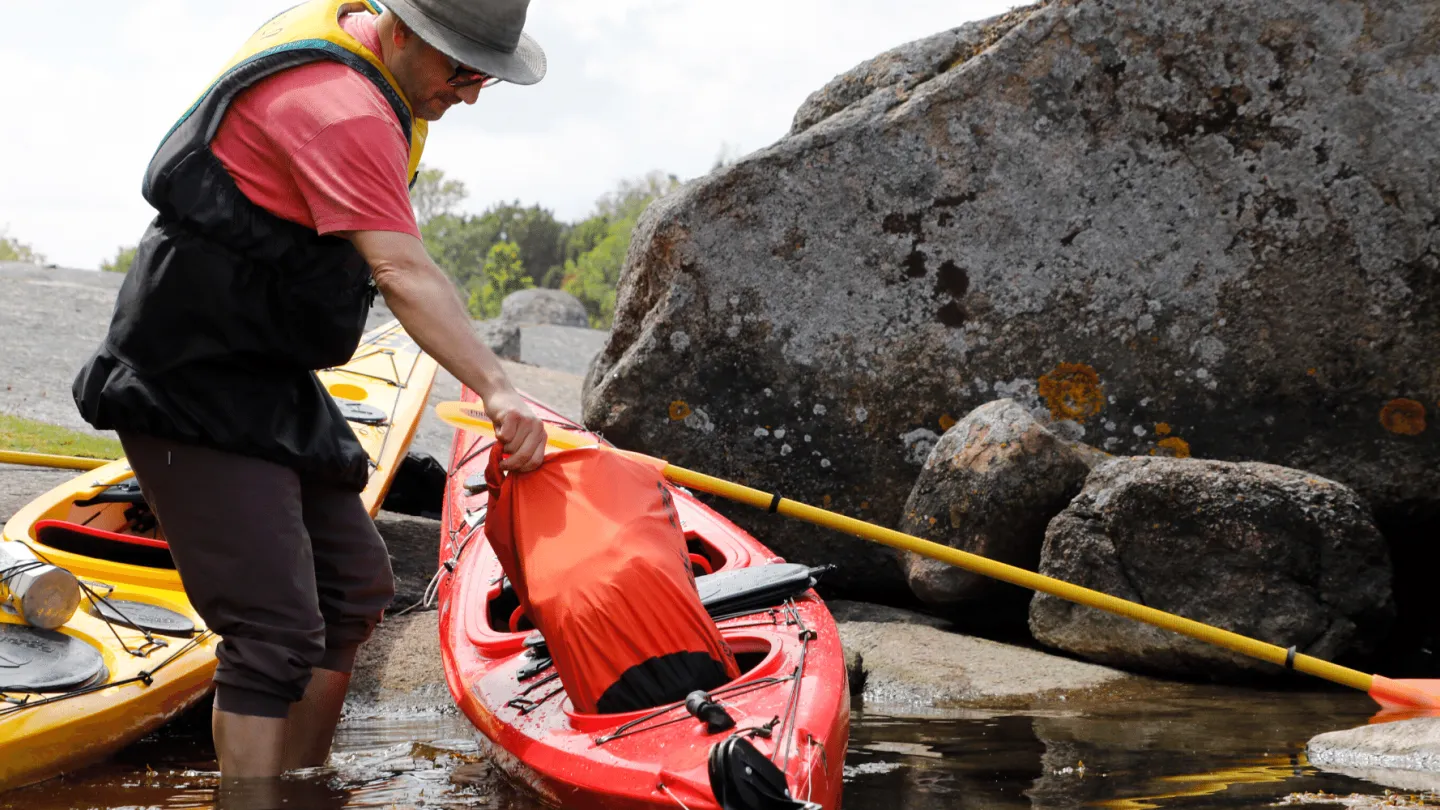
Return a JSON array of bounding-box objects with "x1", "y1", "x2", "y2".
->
[
  {"x1": 119, "y1": 433, "x2": 327, "y2": 780},
  {"x1": 280, "y1": 667, "x2": 351, "y2": 769},
  {"x1": 282, "y1": 481, "x2": 395, "y2": 769},
  {"x1": 212, "y1": 711, "x2": 286, "y2": 776}
]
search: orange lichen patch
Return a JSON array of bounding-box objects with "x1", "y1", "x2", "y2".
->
[
  {"x1": 1307, "y1": 368, "x2": 1318, "y2": 377},
  {"x1": 668, "y1": 400, "x2": 692, "y2": 421},
  {"x1": 938, "y1": 414, "x2": 957, "y2": 431},
  {"x1": 1155, "y1": 422, "x2": 1172, "y2": 436},
  {"x1": 1380, "y1": 398, "x2": 1426, "y2": 436},
  {"x1": 1038, "y1": 363, "x2": 1105, "y2": 423},
  {"x1": 822, "y1": 494, "x2": 832, "y2": 508},
  {"x1": 1154, "y1": 437, "x2": 1192, "y2": 458},
  {"x1": 860, "y1": 501, "x2": 870, "y2": 510}
]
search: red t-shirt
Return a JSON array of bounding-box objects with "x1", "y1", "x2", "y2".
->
[{"x1": 210, "y1": 12, "x2": 420, "y2": 238}]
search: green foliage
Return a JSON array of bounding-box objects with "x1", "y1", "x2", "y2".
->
[
  {"x1": 101, "y1": 245, "x2": 137, "y2": 274},
  {"x1": 0, "y1": 228, "x2": 44, "y2": 264},
  {"x1": 562, "y1": 223, "x2": 633, "y2": 328},
  {"x1": 594, "y1": 171, "x2": 681, "y2": 222},
  {"x1": 466, "y1": 241, "x2": 534, "y2": 319},
  {"x1": 412, "y1": 165, "x2": 682, "y2": 327},
  {"x1": 409, "y1": 164, "x2": 468, "y2": 226},
  {"x1": 560, "y1": 171, "x2": 682, "y2": 328},
  {"x1": 421, "y1": 200, "x2": 568, "y2": 290}
]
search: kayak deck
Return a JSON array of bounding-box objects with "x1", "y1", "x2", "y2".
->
[
  {"x1": 438, "y1": 392, "x2": 849, "y2": 809},
  {"x1": 0, "y1": 320, "x2": 437, "y2": 792}
]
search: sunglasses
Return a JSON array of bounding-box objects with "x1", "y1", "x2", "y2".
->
[{"x1": 444, "y1": 56, "x2": 501, "y2": 89}]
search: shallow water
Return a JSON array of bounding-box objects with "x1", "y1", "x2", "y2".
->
[{"x1": 3, "y1": 687, "x2": 1437, "y2": 810}]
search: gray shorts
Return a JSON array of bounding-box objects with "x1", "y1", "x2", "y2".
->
[{"x1": 119, "y1": 432, "x2": 395, "y2": 718}]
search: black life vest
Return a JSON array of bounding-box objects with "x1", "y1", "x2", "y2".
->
[{"x1": 73, "y1": 0, "x2": 427, "y2": 490}]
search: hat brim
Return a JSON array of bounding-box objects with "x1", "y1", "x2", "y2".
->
[{"x1": 383, "y1": 0, "x2": 546, "y2": 86}]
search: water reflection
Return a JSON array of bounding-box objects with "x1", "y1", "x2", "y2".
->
[
  {"x1": 2, "y1": 688, "x2": 1438, "y2": 809},
  {"x1": 842, "y1": 684, "x2": 1440, "y2": 809}
]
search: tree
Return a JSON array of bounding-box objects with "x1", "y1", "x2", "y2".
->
[
  {"x1": 466, "y1": 241, "x2": 533, "y2": 319},
  {"x1": 562, "y1": 224, "x2": 633, "y2": 328},
  {"x1": 101, "y1": 245, "x2": 137, "y2": 274},
  {"x1": 422, "y1": 212, "x2": 499, "y2": 290},
  {"x1": 0, "y1": 228, "x2": 44, "y2": 264},
  {"x1": 409, "y1": 164, "x2": 468, "y2": 226},
  {"x1": 561, "y1": 171, "x2": 683, "y2": 328},
  {"x1": 593, "y1": 171, "x2": 682, "y2": 222},
  {"x1": 483, "y1": 203, "x2": 566, "y2": 287},
  {"x1": 422, "y1": 201, "x2": 567, "y2": 291}
]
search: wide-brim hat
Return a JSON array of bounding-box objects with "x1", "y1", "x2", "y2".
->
[{"x1": 382, "y1": 0, "x2": 546, "y2": 86}]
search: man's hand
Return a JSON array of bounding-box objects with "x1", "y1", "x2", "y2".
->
[
  {"x1": 486, "y1": 388, "x2": 546, "y2": 472},
  {"x1": 343, "y1": 229, "x2": 547, "y2": 473}
]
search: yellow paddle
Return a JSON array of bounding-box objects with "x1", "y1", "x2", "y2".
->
[
  {"x1": 435, "y1": 401, "x2": 1440, "y2": 715},
  {"x1": 0, "y1": 450, "x2": 111, "y2": 471}
]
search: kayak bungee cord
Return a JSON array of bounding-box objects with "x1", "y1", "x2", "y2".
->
[
  {"x1": 775, "y1": 601, "x2": 814, "y2": 772},
  {"x1": 1, "y1": 542, "x2": 214, "y2": 717},
  {"x1": 24, "y1": 541, "x2": 169, "y2": 658},
  {"x1": 324, "y1": 324, "x2": 421, "y2": 484},
  {"x1": 593, "y1": 599, "x2": 815, "y2": 751},
  {"x1": 0, "y1": 631, "x2": 213, "y2": 718},
  {"x1": 393, "y1": 499, "x2": 489, "y2": 617},
  {"x1": 432, "y1": 401, "x2": 1440, "y2": 716}
]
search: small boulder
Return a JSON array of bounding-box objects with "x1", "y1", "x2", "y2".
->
[
  {"x1": 1029, "y1": 458, "x2": 1395, "y2": 679},
  {"x1": 474, "y1": 318, "x2": 521, "y2": 361},
  {"x1": 833, "y1": 598, "x2": 1133, "y2": 711},
  {"x1": 898, "y1": 399, "x2": 1102, "y2": 625},
  {"x1": 375, "y1": 511, "x2": 442, "y2": 612},
  {"x1": 1308, "y1": 717, "x2": 1440, "y2": 793},
  {"x1": 500, "y1": 288, "x2": 589, "y2": 328}
]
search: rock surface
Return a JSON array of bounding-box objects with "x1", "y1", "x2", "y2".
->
[
  {"x1": 1030, "y1": 457, "x2": 1395, "y2": 678},
  {"x1": 473, "y1": 319, "x2": 521, "y2": 362},
  {"x1": 0, "y1": 263, "x2": 123, "y2": 436},
  {"x1": 829, "y1": 599, "x2": 1138, "y2": 713},
  {"x1": 500, "y1": 288, "x2": 589, "y2": 328},
  {"x1": 374, "y1": 511, "x2": 443, "y2": 611},
  {"x1": 1308, "y1": 717, "x2": 1440, "y2": 792},
  {"x1": 581, "y1": 0, "x2": 1440, "y2": 605},
  {"x1": 347, "y1": 610, "x2": 453, "y2": 713},
  {"x1": 899, "y1": 399, "x2": 1101, "y2": 623}
]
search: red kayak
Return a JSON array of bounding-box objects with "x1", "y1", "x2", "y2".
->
[{"x1": 437, "y1": 389, "x2": 850, "y2": 809}]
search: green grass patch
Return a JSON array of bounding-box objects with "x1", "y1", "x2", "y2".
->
[{"x1": 0, "y1": 413, "x2": 122, "y2": 459}]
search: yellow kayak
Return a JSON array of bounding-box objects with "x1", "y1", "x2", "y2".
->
[{"x1": 0, "y1": 320, "x2": 437, "y2": 791}]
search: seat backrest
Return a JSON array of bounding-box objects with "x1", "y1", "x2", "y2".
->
[{"x1": 32, "y1": 520, "x2": 175, "y2": 569}]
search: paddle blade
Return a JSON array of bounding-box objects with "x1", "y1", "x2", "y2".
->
[
  {"x1": 435, "y1": 400, "x2": 586, "y2": 451},
  {"x1": 1369, "y1": 676, "x2": 1440, "y2": 718},
  {"x1": 432, "y1": 401, "x2": 667, "y2": 472}
]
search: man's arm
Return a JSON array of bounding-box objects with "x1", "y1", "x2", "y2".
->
[{"x1": 346, "y1": 229, "x2": 545, "y2": 472}]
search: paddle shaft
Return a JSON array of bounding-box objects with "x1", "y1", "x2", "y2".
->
[
  {"x1": 662, "y1": 465, "x2": 1378, "y2": 694},
  {"x1": 0, "y1": 450, "x2": 110, "y2": 471},
  {"x1": 434, "y1": 401, "x2": 1438, "y2": 708}
]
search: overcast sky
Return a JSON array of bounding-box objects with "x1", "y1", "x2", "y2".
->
[{"x1": 0, "y1": 0, "x2": 1018, "y2": 270}]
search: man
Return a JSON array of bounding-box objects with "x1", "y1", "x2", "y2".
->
[{"x1": 72, "y1": 0, "x2": 547, "y2": 781}]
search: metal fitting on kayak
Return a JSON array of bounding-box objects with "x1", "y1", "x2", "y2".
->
[
  {"x1": 685, "y1": 690, "x2": 736, "y2": 734},
  {"x1": 0, "y1": 543, "x2": 81, "y2": 630}
]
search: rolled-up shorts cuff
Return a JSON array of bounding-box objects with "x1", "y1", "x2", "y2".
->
[
  {"x1": 215, "y1": 683, "x2": 292, "y2": 719},
  {"x1": 319, "y1": 644, "x2": 361, "y2": 674}
]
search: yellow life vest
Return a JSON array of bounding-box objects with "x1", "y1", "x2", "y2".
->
[{"x1": 150, "y1": 0, "x2": 427, "y2": 191}]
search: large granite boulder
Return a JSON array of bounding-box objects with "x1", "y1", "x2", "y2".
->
[
  {"x1": 1029, "y1": 457, "x2": 1395, "y2": 679},
  {"x1": 582, "y1": 0, "x2": 1440, "y2": 601},
  {"x1": 501, "y1": 288, "x2": 589, "y2": 328},
  {"x1": 899, "y1": 399, "x2": 1102, "y2": 625}
]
